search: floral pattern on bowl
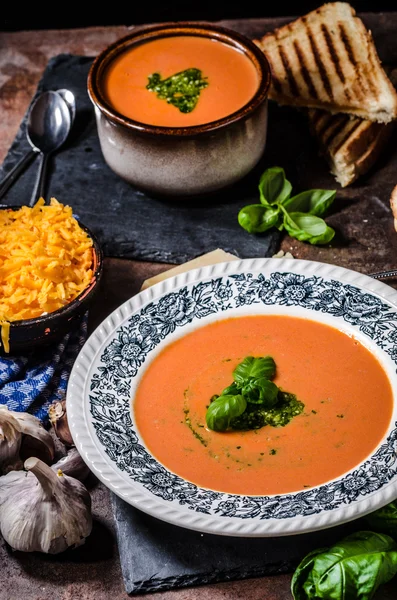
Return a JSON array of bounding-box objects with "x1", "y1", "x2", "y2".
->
[{"x1": 67, "y1": 258, "x2": 397, "y2": 537}]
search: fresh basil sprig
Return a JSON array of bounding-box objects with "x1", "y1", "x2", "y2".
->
[
  {"x1": 205, "y1": 355, "x2": 304, "y2": 432},
  {"x1": 291, "y1": 531, "x2": 397, "y2": 600},
  {"x1": 238, "y1": 166, "x2": 336, "y2": 245}
]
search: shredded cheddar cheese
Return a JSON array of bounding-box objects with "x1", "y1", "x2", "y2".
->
[{"x1": 0, "y1": 198, "x2": 94, "y2": 353}]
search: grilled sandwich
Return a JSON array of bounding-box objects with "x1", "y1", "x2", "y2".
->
[
  {"x1": 254, "y1": 2, "x2": 397, "y2": 123},
  {"x1": 307, "y1": 107, "x2": 395, "y2": 187},
  {"x1": 306, "y1": 68, "x2": 397, "y2": 187}
]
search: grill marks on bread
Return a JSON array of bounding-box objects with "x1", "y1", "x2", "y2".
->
[
  {"x1": 292, "y1": 41, "x2": 319, "y2": 99},
  {"x1": 310, "y1": 110, "x2": 362, "y2": 152},
  {"x1": 307, "y1": 105, "x2": 395, "y2": 187},
  {"x1": 321, "y1": 24, "x2": 345, "y2": 85},
  {"x1": 278, "y1": 46, "x2": 300, "y2": 97},
  {"x1": 269, "y1": 19, "x2": 360, "y2": 104},
  {"x1": 254, "y1": 2, "x2": 397, "y2": 122}
]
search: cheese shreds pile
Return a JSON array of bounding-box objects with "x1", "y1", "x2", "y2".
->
[{"x1": 0, "y1": 198, "x2": 94, "y2": 352}]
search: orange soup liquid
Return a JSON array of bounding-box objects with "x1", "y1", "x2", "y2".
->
[
  {"x1": 133, "y1": 315, "x2": 393, "y2": 495},
  {"x1": 103, "y1": 35, "x2": 259, "y2": 127}
]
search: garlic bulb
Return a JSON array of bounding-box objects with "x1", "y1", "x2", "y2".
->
[
  {"x1": 48, "y1": 399, "x2": 73, "y2": 447},
  {"x1": 0, "y1": 457, "x2": 92, "y2": 554},
  {"x1": 0, "y1": 406, "x2": 55, "y2": 474}
]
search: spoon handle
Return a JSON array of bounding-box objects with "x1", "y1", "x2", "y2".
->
[
  {"x1": 0, "y1": 148, "x2": 39, "y2": 200},
  {"x1": 30, "y1": 152, "x2": 49, "y2": 207}
]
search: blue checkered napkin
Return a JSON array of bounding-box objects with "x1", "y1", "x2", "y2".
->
[{"x1": 0, "y1": 313, "x2": 88, "y2": 423}]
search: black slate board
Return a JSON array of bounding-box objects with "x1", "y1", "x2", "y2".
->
[
  {"x1": 0, "y1": 53, "x2": 282, "y2": 264},
  {"x1": 111, "y1": 493, "x2": 367, "y2": 595}
]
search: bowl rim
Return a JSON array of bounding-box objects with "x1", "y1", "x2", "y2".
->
[
  {"x1": 0, "y1": 205, "x2": 104, "y2": 331},
  {"x1": 87, "y1": 21, "x2": 272, "y2": 138},
  {"x1": 67, "y1": 256, "x2": 397, "y2": 537}
]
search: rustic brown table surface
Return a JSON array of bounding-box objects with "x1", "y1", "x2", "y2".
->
[{"x1": 1, "y1": 16, "x2": 397, "y2": 600}]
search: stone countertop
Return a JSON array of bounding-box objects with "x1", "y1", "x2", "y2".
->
[{"x1": 1, "y1": 19, "x2": 397, "y2": 600}]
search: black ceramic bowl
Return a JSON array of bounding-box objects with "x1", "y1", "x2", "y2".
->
[{"x1": 0, "y1": 206, "x2": 104, "y2": 356}]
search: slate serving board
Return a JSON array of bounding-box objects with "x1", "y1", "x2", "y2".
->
[
  {"x1": 111, "y1": 494, "x2": 367, "y2": 595},
  {"x1": 0, "y1": 53, "x2": 281, "y2": 264}
]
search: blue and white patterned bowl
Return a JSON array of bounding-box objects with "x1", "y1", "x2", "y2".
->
[{"x1": 67, "y1": 258, "x2": 397, "y2": 537}]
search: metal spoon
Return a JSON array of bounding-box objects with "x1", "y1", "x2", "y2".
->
[
  {"x1": 0, "y1": 89, "x2": 75, "y2": 201},
  {"x1": 56, "y1": 88, "x2": 76, "y2": 124},
  {"x1": 28, "y1": 90, "x2": 72, "y2": 206}
]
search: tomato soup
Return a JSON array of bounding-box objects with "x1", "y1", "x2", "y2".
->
[
  {"x1": 133, "y1": 315, "x2": 394, "y2": 495},
  {"x1": 103, "y1": 35, "x2": 260, "y2": 127}
]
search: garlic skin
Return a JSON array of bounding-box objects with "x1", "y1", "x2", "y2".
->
[
  {"x1": 48, "y1": 399, "x2": 73, "y2": 447},
  {"x1": 52, "y1": 447, "x2": 90, "y2": 482},
  {"x1": 0, "y1": 409, "x2": 21, "y2": 472},
  {"x1": 0, "y1": 406, "x2": 55, "y2": 474},
  {"x1": 0, "y1": 457, "x2": 92, "y2": 554}
]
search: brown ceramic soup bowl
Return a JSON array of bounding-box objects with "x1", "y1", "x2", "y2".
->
[{"x1": 87, "y1": 22, "x2": 271, "y2": 198}]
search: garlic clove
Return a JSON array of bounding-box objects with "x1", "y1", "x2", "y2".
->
[
  {"x1": 51, "y1": 447, "x2": 91, "y2": 482},
  {"x1": 0, "y1": 457, "x2": 92, "y2": 554},
  {"x1": 0, "y1": 406, "x2": 55, "y2": 475},
  {"x1": 20, "y1": 432, "x2": 55, "y2": 465},
  {"x1": 48, "y1": 399, "x2": 74, "y2": 447},
  {"x1": 0, "y1": 409, "x2": 22, "y2": 473}
]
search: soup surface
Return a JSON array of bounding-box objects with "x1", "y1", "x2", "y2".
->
[
  {"x1": 133, "y1": 315, "x2": 394, "y2": 495},
  {"x1": 103, "y1": 35, "x2": 259, "y2": 127}
]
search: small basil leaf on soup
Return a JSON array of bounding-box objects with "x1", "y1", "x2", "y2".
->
[
  {"x1": 282, "y1": 189, "x2": 336, "y2": 216},
  {"x1": 146, "y1": 68, "x2": 209, "y2": 114},
  {"x1": 233, "y1": 356, "x2": 276, "y2": 385},
  {"x1": 259, "y1": 166, "x2": 292, "y2": 206},
  {"x1": 291, "y1": 531, "x2": 397, "y2": 600},
  {"x1": 282, "y1": 211, "x2": 335, "y2": 245},
  {"x1": 241, "y1": 378, "x2": 279, "y2": 406},
  {"x1": 238, "y1": 204, "x2": 281, "y2": 234},
  {"x1": 206, "y1": 394, "x2": 247, "y2": 432}
]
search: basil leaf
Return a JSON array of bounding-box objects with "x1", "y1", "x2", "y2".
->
[
  {"x1": 259, "y1": 166, "x2": 292, "y2": 206},
  {"x1": 291, "y1": 548, "x2": 328, "y2": 600},
  {"x1": 238, "y1": 204, "x2": 281, "y2": 233},
  {"x1": 241, "y1": 378, "x2": 279, "y2": 406},
  {"x1": 233, "y1": 356, "x2": 276, "y2": 385},
  {"x1": 283, "y1": 189, "x2": 336, "y2": 216},
  {"x1": 282, "y1": 211, "x2": 335, "y2": 245},
  {"x1": 291, "y1": 531, "x2": 397, "y2": 600},
  {"x1": 221, "y1": 382, "x2": 241, "y2": 396},
  {"x1": 206, "y1": 394, "x2": 246, "y2": 432},
  {"x1": 364, "y1": 501, "x2": 397, "y2": 539}
]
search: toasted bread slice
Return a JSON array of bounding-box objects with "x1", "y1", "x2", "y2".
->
[
  {"x1": 307, "y1": 109, "x2": 395, "y2": 186},
  {"x1": 255, "y1": 2, "x2": 397, "y2": 123},
  {"x1": 307, "y1": 68, "x2": 397, "y2": 186}
]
